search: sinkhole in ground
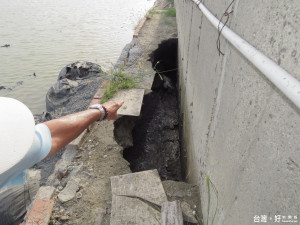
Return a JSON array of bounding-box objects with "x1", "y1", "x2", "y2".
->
[{"x1": 114, "y1": 38, "x2": 184, "y2": 181}]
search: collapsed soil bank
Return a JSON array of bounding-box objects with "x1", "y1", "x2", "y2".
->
[
  {"x1": 115, "y1": 38, "x2": 183, "y2": 181},
  {"x1": 116, "y1": 90, "x2": 182, "y2": 181}
]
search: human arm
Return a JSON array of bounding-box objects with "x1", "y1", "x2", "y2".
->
[{"x1": 44, "y1": 101, "x2": 124, "y2": 158}]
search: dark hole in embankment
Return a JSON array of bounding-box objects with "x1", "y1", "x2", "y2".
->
[{"x1": 114, "y1": 38, "x2": 184, "y2": 181}]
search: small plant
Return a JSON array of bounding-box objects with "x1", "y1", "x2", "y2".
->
[
  {"x1": 101, "y1": 69, "x2": 137, "y2": 103},
  {"x1": 165, "y1": 8, "x2": 176, "y2": 17},
  {"x1": 146, "y1": 14, "x2": 152, "y2": 20},
  {"x1": 149, "y1": 9, "x2": 161, "y2": 15}
]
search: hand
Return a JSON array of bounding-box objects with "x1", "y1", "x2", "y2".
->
[{"x1": 102, "y1": 101, "x2": 124, "y2": 120}]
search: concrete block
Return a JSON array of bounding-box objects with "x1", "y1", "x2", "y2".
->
[
  {"x1": 67, "y1": 130, "x2": 86, "y2": 150},
  {"x1": 162, "y1": 180, "x2": 200, "y2": 223},
  {"x1": 35, "y1": 186, "x2": 56, "y2": 200},
  {"x1": 93, "y1": 87, "x2": 106, "y2": 99},
  {"x1": 26, "y1": 169, "x2": 41, "y2": 199},
  {"x1": 109, "y1": 88, "x2": 145, "y2": 117},
  {"x1": 161, "y1": 200, "x2": 183, "y2": 225},
  {"x1": 110, "y1": 170, "x2": 167, "y2": 225},
  {"x1": 61, "y1": 147, "x2": 77, "y2": 162}
]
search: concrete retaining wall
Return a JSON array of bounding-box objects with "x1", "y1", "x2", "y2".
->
[{"x1": 175, "y1": 0, "x2": 300, "y2": 224}]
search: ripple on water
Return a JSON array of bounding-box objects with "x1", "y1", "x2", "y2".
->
[{"x1": 0, "y1": 0, "x2": 154, "y2": 114}]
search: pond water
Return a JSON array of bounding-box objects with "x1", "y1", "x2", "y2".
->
[{"x1": 0, "y1": 0, "x2": 154, "y2": 113}]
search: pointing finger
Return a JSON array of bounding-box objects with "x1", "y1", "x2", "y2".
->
[{"x1": 118, "y1": 101, "x2": 124, "y2": 108}]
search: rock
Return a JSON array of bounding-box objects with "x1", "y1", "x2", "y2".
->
[
  {"x1": 162, "y1": 180, "x2": 201, "y2": 223},
  {"x1": 56, "y1": 168, "x2": 68, "y2": 180},
  {"x1": 58, "y1": 61, "x2": 102, "y2": 80},
  {"x1": 60, "y1": 179, "x2": 67, "y2": 188},
  {"x1": 180, "y1": 201, "x2": 198, "y2": 223},
  {"x1": 46, "y1": 78, "x2": 81, "y2": 111},
  {"x1": 0, "y1": 86, "x2": 5, "y2": 90},
  {"x1": 57, "y1": 186, "x2": 63, "y2": 191},
  {"x1": 76, "y1": 191, "x2": 82, "y2": 199},
  {"x1": 53, "y1": 180, "x2": 60, "y2": 187},
  {"x1": 26, "y1": 169, "x2": 41, "y2": 198},
  {"x1": 114, "y1": 39, "x2": 136, "y2": 70},
  {"x1": 35, "y1": 186, "x2": 56, "y2": 200},
  {"x1": 58, "y1": 178, "x2": 80, "y2": 203},
  {"x1": 60, "y1": 215, "x2": 70, "y2": 221},
  {"x1": 52, "y1": 148, "x2": 77, "y2": 183},
  {"x1": 46, "y1": 61, "x2": 103, "y2": 113}
]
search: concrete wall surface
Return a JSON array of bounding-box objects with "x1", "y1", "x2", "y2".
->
[{"x1": 175, "y1": 0, "x2": 300, "y2": 224}]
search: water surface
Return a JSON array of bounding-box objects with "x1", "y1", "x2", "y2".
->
[{"x1": 0, "y1": 0, "x2": 154, "y2": 113}]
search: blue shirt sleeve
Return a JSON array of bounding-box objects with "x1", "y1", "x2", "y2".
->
[
  {"x1": 33, "y1": 124, "x2": 52, "y2": 162},
  {"x1": 0, "y1": 124, "x2": 52, "y2": 189}
]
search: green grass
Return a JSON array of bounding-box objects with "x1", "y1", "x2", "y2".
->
[
  {"x1": 101, "y1": 69, "x2": 137, "y2": 103},
  {"x1": 162, "y1": 16, "x2": 177, "y2": 27},
  {"x1": 149, "y1": 9, "x2": 161, "y2": 15},
  {"x1": 165, "y1": 8, "x2": 176, "y2": 17},
  {"x1": 146, "y1": 9, "x2": 162, "y2": 19}
]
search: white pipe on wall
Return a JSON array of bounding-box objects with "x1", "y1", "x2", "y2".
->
[{"x1": 192, "y1": 0, "x2": 300, "y2": 109}]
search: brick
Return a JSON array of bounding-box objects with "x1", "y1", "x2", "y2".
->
[
  {"x1": 26, "y1": 199, "x2": 54, "y2": 225},
  {"x1": 133, "y1": 17, "x2": 147, "y2": 38}
]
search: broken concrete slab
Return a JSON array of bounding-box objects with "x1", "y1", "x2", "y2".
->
[
  {"x1": 110, "y1": 169, "x2": 167, "y2": 225},
  {"x1": 93, "y1": 87, "x2": 106, "y2": 99},
  {"x1": 161, "y1": 200, "x2": 183, "y2": 225},
  {"x1": 26, "y1": 169, "x2": 41, "y2": 199},
  {"x1": 46, "y1": 148, "x2": 78, "y2": 185},
  {"x1": 67, "y1": 130, "x2": 86, "y2": 150},
  {"x1": 35, "y1": 186, "x2": 56, "y2": 200},
  {"x1": 162, "y1": 180, "x2": 201, "y2": 223},
  {"x1": 109, "y1": 88, "x2": 145, "y2": 116},
  {"x1": 58, "y1": 178, "x2": 80, "y2": 203}
]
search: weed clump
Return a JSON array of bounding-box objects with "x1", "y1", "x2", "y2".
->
[
  {"x1": 101, "y1": 69, "x2": 137, "y2": 103},
  {"x1": 165, "y1": 8, "x2": 176, "y2": 17}
]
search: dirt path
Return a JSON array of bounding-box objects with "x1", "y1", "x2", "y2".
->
[
  {"x1": 50, "y1": 1, "x2": 179, "y2": 224},
  {"x1": 50, "y1": 121, "x2": 130, "y2": 225}
]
